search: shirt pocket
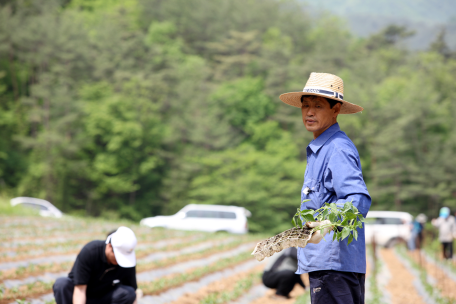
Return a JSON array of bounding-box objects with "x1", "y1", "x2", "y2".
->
[{"x1": 301, "y1": 179, "x2": 322, "y2": 210}]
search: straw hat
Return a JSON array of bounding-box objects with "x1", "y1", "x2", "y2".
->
[{"x1": 279, "y1": 72, "x2": 363, "y2": 114}]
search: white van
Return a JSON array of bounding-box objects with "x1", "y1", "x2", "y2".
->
[
  {"x1": 364, "y1": 211, "x2": 413, "y2": 247},
  {"x1": 140, "y1": 204, "x2": 252, "y2": 234}
]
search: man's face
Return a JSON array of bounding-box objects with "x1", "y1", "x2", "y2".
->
[
  {"x1": 105, "y1": 243, "x2": 118, "y2": 265},
  {"x1": 301, "y1": 96, "x2": 341, "y2": 139}
]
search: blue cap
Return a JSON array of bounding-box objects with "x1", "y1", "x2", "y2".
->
[{"x1": 440, "y1": 207, "x2": 450, "y2": 218}]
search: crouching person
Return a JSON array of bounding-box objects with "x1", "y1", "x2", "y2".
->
[
  {"x1": 262, "y1": 247, "x2": 306, "y2": 299},
  {"x1": 53, "y1": 227, "x2": 138, "y2": 304}
]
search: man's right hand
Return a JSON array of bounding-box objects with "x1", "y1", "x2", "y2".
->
[
  {"x1": 306, "y1": 220, "x2": 332, "y2": 244},
  {"x1": 73, "y1": 285, "x2": 87, "y2": 304}
]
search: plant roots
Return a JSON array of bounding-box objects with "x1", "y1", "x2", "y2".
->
[{"x1": 251, "y1": 227, "x2": 313, "y2": 261}]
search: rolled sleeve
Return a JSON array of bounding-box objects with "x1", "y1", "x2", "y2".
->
[{"x1": 324, "y1": 148, "x2": 371, "y2": 217}]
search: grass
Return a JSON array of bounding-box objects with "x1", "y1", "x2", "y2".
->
[{"x1": 0, "y1": 195, "x2": 39, "y2": 216}]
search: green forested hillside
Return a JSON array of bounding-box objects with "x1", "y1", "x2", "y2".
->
[
  {"x1": 1, "y1": 0, "x2": 456, "y2": 233},
  {"x1": 305, "y1": 0, "x2": 456, "y2": 50}
]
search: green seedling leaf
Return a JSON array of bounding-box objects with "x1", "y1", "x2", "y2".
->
[
  {"x1": 348, "y1": 234, "x2": 354, "y2": 244},
  {"x1": 295, "y1": 215, "x2": 303, "y2": 228},
  {"x1": 301, "y1": 210, "x2": 315, "y2": 216},
  {"x1": 341, "y1": 227, "x2": 350, "y2": 240},
  {"x1": 303, "y1": 214, "x2": 315, "y2": 222},
  {"x1": 340, "y1": 218, "x2": 349, "y2": 227},
  {"x1": 329, "y1": 212, "x2": 337, "y2": 223},
  {"x1": 345, "y1": 211, "x2": 357, "y2": 220},
  {"x1": 322, "y1": 208, "x2": 329, "y2": 219},
  {"x1": 353, "y1": 229, "x2": 358, "y2": 240}
]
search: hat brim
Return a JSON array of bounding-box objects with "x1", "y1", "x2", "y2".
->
[
  {"x1": 279, "y1": 92, "x2": 363, "y2": 114},
  {"x1": 113, "y1": 246, "x2": 136, "y2": 268}
]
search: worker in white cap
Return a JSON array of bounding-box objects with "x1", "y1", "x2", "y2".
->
[{"x1": 53, "y1": 227, "x2": 139, "y2": 304}]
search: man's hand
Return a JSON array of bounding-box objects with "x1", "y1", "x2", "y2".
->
[
  {"x1": 306, "y1": 220, "x2": 332, "y2": 244},
  {"x1": 73, "y1": 285, "x2": 87, "y2": 304},
  {"x1": 133, "y1": 288, "x2": 143, "y2": 304}
]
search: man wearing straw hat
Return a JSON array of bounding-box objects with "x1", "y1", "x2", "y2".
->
[{"x1": 279, "y1": 73, "x2": 371, "y2": 304}]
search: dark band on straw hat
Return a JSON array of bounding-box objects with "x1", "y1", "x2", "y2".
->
[{"x1": 303, "y1": 88, "x2": 344, "y2": 101}]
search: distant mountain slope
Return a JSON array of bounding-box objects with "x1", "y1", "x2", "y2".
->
[{"x1": 304, "y1": 0, "x2": 456, "y2": 50}]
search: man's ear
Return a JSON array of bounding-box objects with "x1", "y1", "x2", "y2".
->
[{"x1": 333, "y1": 103, "x2": 341, "y2": 117}]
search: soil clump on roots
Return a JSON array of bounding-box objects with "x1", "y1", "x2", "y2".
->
[{"x1": 252, "y1": 227, "x2": 312, "y2": 261}]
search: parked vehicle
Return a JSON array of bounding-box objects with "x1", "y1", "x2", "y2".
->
[
  {"x1": 140, "y1": 204, "x2": 252, "y2": 234},
  {"x1": 364, "y1": 210, "x2": 413, "y2": 247},
  {"x1": 10, "y1": 197, "x2": 63, "y2": 218}
]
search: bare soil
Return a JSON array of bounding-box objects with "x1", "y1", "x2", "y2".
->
[{"x1": 408, "y1": 250, "x2": 456, "y2": 301}]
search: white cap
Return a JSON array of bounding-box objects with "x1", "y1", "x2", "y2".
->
[{"x1": 106, "y1": 226, "x2": 137, "y2": 268}]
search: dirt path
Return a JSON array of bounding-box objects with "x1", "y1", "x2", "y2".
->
[
  {"x1": 379, "y1": 248, "x2": 427, "y2": 304},
  {"x1": 409, "y1": 250, "x2": 456, "y2": 301}
]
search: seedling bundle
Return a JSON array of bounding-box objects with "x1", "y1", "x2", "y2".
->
[{"x1": 252, "y1": 200, "x2": 365, "y2": 261}]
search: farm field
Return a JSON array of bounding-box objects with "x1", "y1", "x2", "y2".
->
[{"x1": 1, "y1": 215, "x2": 456, "y2": 304}]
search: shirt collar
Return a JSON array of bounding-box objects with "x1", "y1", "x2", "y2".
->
[{"x1": 308, "y1": 123, "x2": 341, "y2": 154}]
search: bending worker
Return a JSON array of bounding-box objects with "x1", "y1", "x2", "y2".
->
[
  {"x1": 279, "y1": 73, "x2": 371, "y2": 304},
  {"x1": 262, "y1": 247, "x2": 305, "y2": 299},
  {"x1": 53, "y1": 227, "x2": 138, "y2": 304}
]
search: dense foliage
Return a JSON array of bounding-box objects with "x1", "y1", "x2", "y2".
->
[{"x1": 1, "y1": 0, "x2": 456, "y2": 233}]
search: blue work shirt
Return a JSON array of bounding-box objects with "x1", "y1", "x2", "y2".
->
[{"x1": 297, "y1": 123, "x2": 371, "y2": 274}]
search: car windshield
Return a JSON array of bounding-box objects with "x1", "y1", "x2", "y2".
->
[
  {"x1": 365, "y1": 217, "x2": 404, "y2": 225},
  {"x1": 186, "y1": 210, "x2": 236, "y2": 219},
  {"x1": 20, "y1": 203, "x2": 48, "y2": 211}
]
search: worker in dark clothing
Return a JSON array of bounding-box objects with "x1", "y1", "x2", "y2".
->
[
  {"x1": 53, "y1": 226, "x2": 138, "y2": 304},
  {"x1": 262, "y1": 247, "x2": 305, "y2": 299}
]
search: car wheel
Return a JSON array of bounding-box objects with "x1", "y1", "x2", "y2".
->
[
  {"x1": 385, "y1": 237, "x2": 405, "y2": 248},
  {"x1": 215, "y1": 230, "x2": 230, "y2": 234}
]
